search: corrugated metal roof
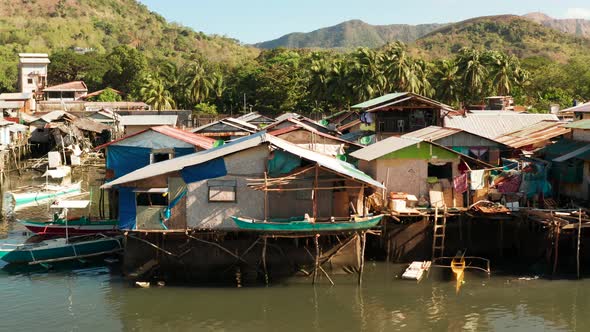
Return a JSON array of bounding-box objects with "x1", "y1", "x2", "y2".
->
[
  {"x1": 192, "y1": 118, "x2": 258, "y2": 133},
  {"x1": 401, "y1": 126, "x2": 462, "y2": 141},
  {"x1": 0, "y1": 92, "x2": 33, "y2": 100},
  {"x1": 563, "y1": 119, "x2": 590, "y2": 129},
  {"x1": 44, "y1": 81, "x2": 88, "y2": 92},
  {"x1": 269, "y1": 124, "x2": 363, "y2": 147},
  {"x1": 0, "y1": 101, "x2": 24, "y2": 109},
  {"x1": 553, "y1": 145, "x2": 590, "y2": 162},
  {"x1": 560, "y1": 102, "x2": 590, "y2": 114},
  {"x1": 120, "y1": 115, "x2": 178, "y2": 126},
  {"x1": 349, "y1": 136, "x2": 420, "y2": 161},
  {"x1": 236, "y1": 112, "x2": 274, "y2": 123},
  {"x1": 495, "y1": 121, "x2": 571, "y2": 148},
  {"x1": 102, "y1": 132, "x2": 384, "y2": 189},
  {"x1": 274, "y1": 112, "x2": 300, "y2": 122},
  {"x1": 351, "y1": 93, "x2": 408, "y2": 109},
  {"x1": 444, "y1": 111, "x2": 559, "y2": 140},
  {"x1": 96, "y1": 125, "x2": 215, "y2": 150}
]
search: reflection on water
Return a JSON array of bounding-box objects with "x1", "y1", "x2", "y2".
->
[
  {"x1": 0, "y1": 167, "x2": 586, "y2": 331},
  {"x1": 0, "y1": 262, "x2": 585, "y2": 332}
]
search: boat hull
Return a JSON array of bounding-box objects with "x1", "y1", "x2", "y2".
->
[
  {"x1": 231, "y1": 215, "x2": 383, "y2": 233},
  {"x1": 7, "y1": 182, "x2": 82, "y2": 210},
  {"x1": 0, "y1": 236, "x2": 122, "y2": 264},
  {"x1": 21, "y1": 218, "x2": 119, "y2": 236}
]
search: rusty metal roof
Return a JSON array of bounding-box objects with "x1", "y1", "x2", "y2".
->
[
  {"x1": 444, "y1": 111, "x2": 559, "y2": 140},
  {"x1": 494, "y1": 121, "x2": 570, "y2": 149},
  {"x1": 96, "y1": 125, "x2": 215, "y2": 150},
  {"x1": 44, "y1": 81, "x2": 88, "y2": 92},
  {"x1": 401, "y1": 126, "x2": 463, "y2": 141}
]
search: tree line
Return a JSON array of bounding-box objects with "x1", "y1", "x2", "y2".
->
[{"x1": 9, "y1": 42, "x2": 590, "y2": 114}]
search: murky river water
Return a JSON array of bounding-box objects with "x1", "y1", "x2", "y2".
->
[{"x1": 0, "y1": 168, "x2": 588, "y2": 331}]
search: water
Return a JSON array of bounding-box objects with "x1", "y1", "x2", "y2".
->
[
  {"x1": 1, "y1": 169, "x2": 589, "y2": 331},
  {"x1": 0, "y1": 261, "x2": 588, "y2": 332}
]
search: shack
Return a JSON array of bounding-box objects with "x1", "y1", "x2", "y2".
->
[
  {"x1": 268, "y1": 119, "x2": 363, "y2": 157},
  {"x1": 350, "y1": 92, "x2": 455, "y2": 140},
  {"x1": 265, "y1": 116, "x2": 339, "y2": 137},
  {"x1": 235, "y1": 112, "x2": 275, "y2": 128},
  {"x1": 102, "y1": 132, "x2": 384, "y2": 283},
  {"x1": 120, "y1": 115, "x2": 178, "y2": 135},
  {"x1": 495, "y1": 121, "x2": 570, "y2": 156},
  {"x1": 401, "y1": 126, "x2": 506, "y2": 165},
  {"x1": 191, "y1": 117, "x2": 258, "y2": 141},
  {"x1": 43, "y1": 81, "x2": 88, "y2": 101},
  {"x1": 350, "y1": 136, "x2": 491, "y2": 208}
]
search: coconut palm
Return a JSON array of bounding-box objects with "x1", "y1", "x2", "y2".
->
[
  {"x1": 140, "y1": 75, "x2": 176, "y2": 110},
  {"x1": 348, "y1": 47, "x2": 385, "y2": 102},
  {"x1": 456, "y1": 48, "x2": 489, "y2": 104},
  {"x1": 184, "y1": 61, "x2": 213, "y2": 105},
  {"x1": 433, "y1": 59, "x2": 461, "y2": 105}
]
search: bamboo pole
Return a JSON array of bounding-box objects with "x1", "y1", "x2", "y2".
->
[
  {"x1": 264, "y1": 172, "x2": 268, "y2": 221},
  {"x1": 313, "y1": 165, "x2": 319, "y2": 220},
  {"x1": 312, "y1": 234, "x2": 320, "y2": 284},
  {"x1": 577, "y1": 208, "x2": 582, "y2": 279},
  {"x1": 262, "y1": 237, "x2": 269, "y2": 285},
  {"x1": 358, "y1": 231, "x2": 366, "y2": 286}
]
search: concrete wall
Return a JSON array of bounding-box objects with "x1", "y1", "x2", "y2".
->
[
  {"x1": 572, "y1": 129, "x2": 590, "y2": 142},
  {"x1": 372, "y1": 158, "x2": 459, "y2": 198},
  {"x1": 186, "y1": 145, "x2": 268, "y2": 229}
]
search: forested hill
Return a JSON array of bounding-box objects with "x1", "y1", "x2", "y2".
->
[
  {"x1": 255, "y1": 19, "x2": 446, "y2": 49},
  {"x1": 415, "y1": 15, "x2": 590, "y2": 60},
  {"x1": 0, "y1": 0, "x2": 257, "y2": 89}
]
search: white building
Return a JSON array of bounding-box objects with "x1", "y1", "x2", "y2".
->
[{"x1": 18, "y1": 53, "x2": 50, "y2": 97}]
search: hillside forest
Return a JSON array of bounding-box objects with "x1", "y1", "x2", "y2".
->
[{"x1": 0, "y1": 1, "x2": 589, "y2": 115}]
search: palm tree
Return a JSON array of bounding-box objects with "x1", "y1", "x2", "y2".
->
[
  {"x1": 381, "y1": 41, "x2": 413, "y2": 92},
  {"x1": 348, "y1": 47, "x2": 385, "y2": 102},
  {"x1": 488, "y1": 52, "x2": 528, "y2": 96},
  {"x1": 140, "y1": 75, "x2": 176, "y2": 110},
  {"x1": 184, "y1": 61, "x2": 213, "y2": 105},
  {"x1": 308, "y1": 53, "x2": 330, "y2": 102},
  {"x1": 433, "y1": 59, "x2": 461, "y2": 105},
  {"x1": 456, "y1": 48, "x2": 489, "y2": 104}
]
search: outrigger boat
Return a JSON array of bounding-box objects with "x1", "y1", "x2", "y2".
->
[
  {"x1": 231, "y1": 214, "x2": 383, "y2": 233},
  {"x1": 20, "y1": 200, "x2": 118, "y2": 236},
  {"x1": 0, "y1": 234, "x2": 122, "y2": 265},
  {"x1": 1, "y1": 200, "x2": 122, "y2": 265},
  {"x1": 4, "y1": 181, "x2": 82, "y2": 211}
]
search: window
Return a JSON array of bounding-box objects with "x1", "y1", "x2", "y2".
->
[
  {"x1": 27, "y1": 78, "x2": 33, "y2": 84},
  {"x1": 208, "y1": 179, "x2": 237, "y2": 202},
  {"x1": 150, "y1": 148, "x2": 174, "y2": 164},
  {"x1": 428, "y1": 162, "x2": 452, "y2": 179},
  {"x1": 136, "y1": 192, "x2": 168, "y2": 206}
]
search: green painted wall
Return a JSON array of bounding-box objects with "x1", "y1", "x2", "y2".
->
[{"x1": 380, "y1": 142, "x2": 459, "y2": 160}]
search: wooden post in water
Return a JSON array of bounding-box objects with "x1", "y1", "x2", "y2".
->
[
  {"x1": 552, "y1": 212, "x2": 560, "y2": 276},
  {"x1": 577, "y1": 208, "x2": 582, "y2": 279},
  {"x1": 262, "y1": 236, "x2": 269, "y2": 285},
  {"x1": 313, "y1": 165, "x2": 319, "y2": 220},
  {"x1": 263, "y1": 172, "x2": 268, "y2": 221},
  {"x1": 358, "y1": 231, "x2": 366, "y2": 286},
  {"x1": 312, "y1": 234, "x2": 320, "y2": 284}
]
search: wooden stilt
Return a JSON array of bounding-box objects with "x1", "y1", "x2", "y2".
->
[
  {"x1": 312, "y1": 234, "x2": 320, "y2": 284},
  {"x1": 313, "y1": 165, "x2": 319, "y2": 220},
  {"x1": 553, "y1": 222, "x2": 560, "y2": 276},
  {"x1": 577, "y1": 209, "x2": 582, "y2": 279},
  {"x1": 264, "y1": 172, "x2": 268, "y2": 221},
  {"x1": 499, "y1": 219, "x2": 504, "y2": 258},
  {"x1": 358, "y1": 231, "x2": 366, "y2": 286},
  {"x1": 261, "y1": 237, "x2": 269, "y2": 284}
]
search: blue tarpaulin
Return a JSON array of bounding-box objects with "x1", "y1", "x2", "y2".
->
[
  {"x1": 267, "y1": 150, "x2": 301, "y2": 176},
  {"x1": 107, "y1": 146, "x2": 196, "y2": 179},
  {"x1": 181, "y1": 158, "x2": 227, "y2": 183},
  {"x1": 118, "y1": 186, "x2": 137, "y2": 230}
]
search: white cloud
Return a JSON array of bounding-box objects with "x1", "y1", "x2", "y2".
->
[{"x1": 565, "y1": 8, "x2": 590, "y2": 19}]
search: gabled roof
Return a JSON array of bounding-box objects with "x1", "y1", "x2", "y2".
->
[
  {"x1": 351, "y1": 92, "x2": 454, "y2": 112},
  {"x1": 265, "y1": 117, "x2": 339, "y2": 136},
  {"x1": 236, "y1": 112, "x2": 275, "y2": 124},
  {"x1": 192, "y1": 117, "x2": 258, "y2": 134},
  {"x1": 102, "y1": 132, "x2": 384, "y2": 189},
  {"x1": 401, "y1": 126, "x2": 463, "y2": 141},
  {"x1": 444, "y1": 111, "x2": 559, "y2": 140},
  {"x1": 120, "y1": 115, "x2": 178, "y2": 126},
  {"x1": 274, "y1": 112, "x2": 300, "y2": 122},
  {"x1": 80, "y1": 88, "x2": 123, "y2": 100},
  {"x1": 559, "y1": 102, "x2": 590, "y2": 114},
  {"x1": 19, "y1": 53, "x2": 50, "y2": 64},
  {"x1": 44, "y1": 81, "x2": 88, "y2": 92},
  {"x1": 495, "y1": 121, "x2": 571, "y2": 148},
  {"x1": 269, "y1": 123, "x2": 363, "y2": 148},
  {"x1": 349, "y1": 136, "x2": 420, "y2": 161},
  {"x1": 563, "y1": 119, "x2": 590, "y2": 129},
  {"x1": 95, "y1": 125, "x2": 215, "y2": 150},
  {"x1": 553, "y1": 145, "x2": 590, "y2": 162}
]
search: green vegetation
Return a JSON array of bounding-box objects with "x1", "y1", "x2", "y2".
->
[{"x1": 0, "y1": 3, "x2": 588, "y2": 115}]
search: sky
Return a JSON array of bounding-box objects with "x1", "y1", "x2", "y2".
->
[{"x1": 139, "y1": 0, "x2": 590, "y2": 44}]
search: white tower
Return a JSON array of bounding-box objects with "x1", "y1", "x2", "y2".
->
[{"x1": 18, "y1": 53, "x2": 50, "y2": 96}]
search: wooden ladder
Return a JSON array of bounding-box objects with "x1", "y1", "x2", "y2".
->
[{"x1": 432, "y1": 205, "x2": 447, "y2": 260}]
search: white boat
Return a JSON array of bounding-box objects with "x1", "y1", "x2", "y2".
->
[
  {"x1": 3, "y1": 181, "x2": 83, "y2": 212},
  {"x1": 402, "y1": 261, "x2": 431, "y2": 281}
]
